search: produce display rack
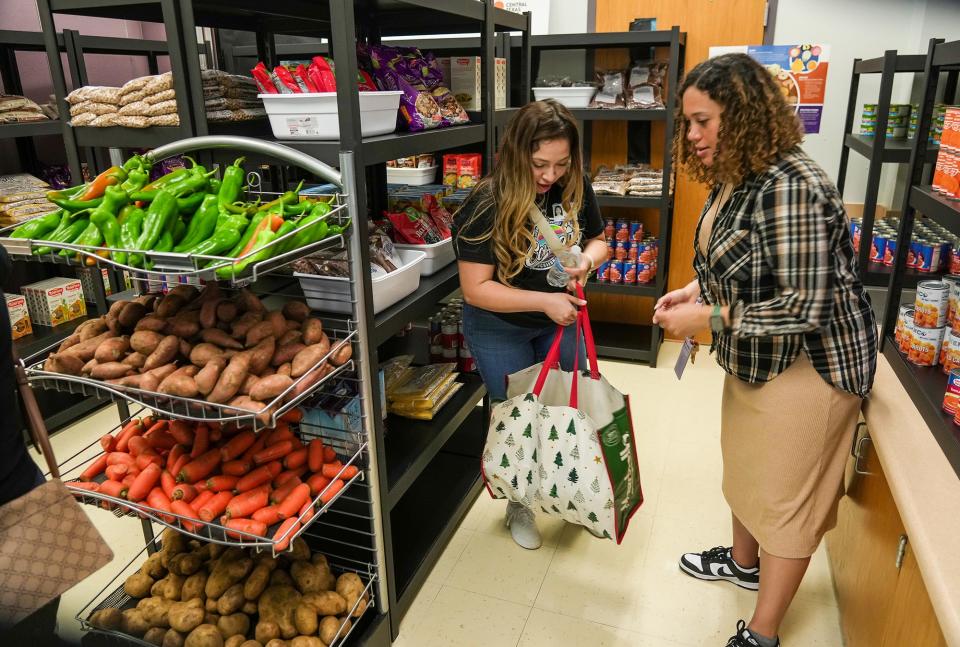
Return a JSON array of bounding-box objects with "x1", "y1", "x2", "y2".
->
[
  {"x1": 835, "y1": 47, "x2": 950, "y2": 289},
  {"x1": 27, "y1": 1, "x2": 530, "y2": 643},
  {"x1": 877, "y1": 37, "x2": 960, "y2": 481},
  {"x1": 508, "y1": 29, "x2": 686, "y2": 366}
]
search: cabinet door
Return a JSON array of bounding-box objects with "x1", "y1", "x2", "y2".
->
[
  {"x1": 826, "y1": 430, "x2": 905, "y2": 647},
  {"x1": 882, "y1": 541, "x2": 948, "y2": 647}
]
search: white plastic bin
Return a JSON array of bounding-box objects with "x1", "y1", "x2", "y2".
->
[
  {"x1": 386, "y1": 165, "x2": 438, "y2": 186},
  {"x1": 394, "y1": 238, "x2": 455, "y2": 276},
  {"x1": 259, "y1": 91, "x2": 402, "y2": 140},
  {"x1": 532, "y1": 86, "x2": 596, "y2": 108},
  {"x1": 294, "y1": 249, "x2": 426, "y2": 314}
]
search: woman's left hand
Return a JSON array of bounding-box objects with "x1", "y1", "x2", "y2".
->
[
  {"x1": 654, "y1": 302, "x2": 711, "y2": 338},
  {"x1": 564, "y1": 255, "x2": 592, "y2": 289}
]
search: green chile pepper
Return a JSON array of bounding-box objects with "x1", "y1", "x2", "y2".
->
[
  {"x1": 120, "y1": 167, "x2": 149, "y2": 193},
  {"x1": 155, "y1": 231, "x2": 174, "y2": 253},
  {"x1": 187, "y1": 226, "x2": 243, "y2": 258},
  {"x1": 217, "y1": 228, "x2": 276, "y2": 279},
  {"x1": 208, "y1": 177, "x2": 221, "y2": 197},
  {"x1": 136, "y1": 189, "x2": 178, "y2": 251},
  {"x1": 225, "y1": 210, "x2": 269, "y2": 258},
  {"x1": 61, "y1": 220, "x2": 102, "y2": 255},
  {"x1": 172, "y1": 218, "x2": 187, "y2": 244},
  {"x1": 121, "y1": 208, "x2": 145, "y2": 267},
  {"x1": 175, "y1": 194, "x2": 219, "y2": 252},
  {"x1": 11, "y1": 210, "x2": 62, "y2": 239},
  {"x1": 177, "y1": 192, "x2": 206, "y2": 214},
  {"x1": 282, "y1": 199, "x2": 314, "y2": 217},
  {"x1": 49, "y1": 196, "x2": 103, "y2": 212},
  {"x1": 37, "y1": 218, "x2": 88, "y2": 255},
  {"x1": 217, "y1": 157, "x2": 247, "y2": 214},
  {"x1": 89, "y1": 185, "x2": 129, "y2": 260}
]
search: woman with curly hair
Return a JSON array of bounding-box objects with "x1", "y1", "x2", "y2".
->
[
  {"x1": 653, "y1": 53, "x2": 877, "y2": 646},
  {"x1": 453, "y1": 99, "x2": 607, "y2": 550}
]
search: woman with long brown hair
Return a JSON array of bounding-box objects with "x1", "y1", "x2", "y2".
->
[
  {"x1": 453, "y1": 99, "x2": 607, "y2": 550},
  {"x1": 653, "y1": 53, "x2": 877, "y2": 646}
]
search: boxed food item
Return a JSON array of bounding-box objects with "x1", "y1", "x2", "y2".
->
[
  {"x1": 77, "y1": 267, "x2": 112, "y2": 302},
  {"x1": 442, "y1": 154, "x2": 482, "y2": 188},
  {"x1": 22, "y1": 278, "x2": 86, "y2": 326},
  {"x1": 6, "y1": 294, "x2": 32, "y2": 339},
  {"x1": 450, "y1": 57, "x2": 507, "y2": 110}
]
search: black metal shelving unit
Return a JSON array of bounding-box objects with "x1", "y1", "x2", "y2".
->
[
  {"x1": 31, "y1": 1, "x2": 530, "y2": 644},
  {"x1": 836, "y1": 48, "x2": 948, "y2": 289},
  {"x1": 879, "y1": 37, "x2": 960, "y2": 481},
  {"x1": 509, "y1": 28, "x2": 686, "y2": 367}
]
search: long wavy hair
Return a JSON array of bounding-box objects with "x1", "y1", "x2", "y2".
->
[
  {"x1": 673, "y1": 53, "x2": 804, "y2": 185},
  {"x1": 456, "y1": 99, "x2": 584, "y2": 285}
]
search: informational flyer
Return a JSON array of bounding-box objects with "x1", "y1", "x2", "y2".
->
[{"x1": 709, "y1": 44, "x2": 830, "y2": 134}]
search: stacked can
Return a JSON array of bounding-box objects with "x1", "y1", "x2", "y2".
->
[
  {"x1": 943, "y1": 329, "x2": 960, "y2": 373},
  {"x1": 428, "y1": 300, "x2": 476, "y2": 373},
  {"x1": 911, "y1": 280, "x2": 949, "y2": 366},
  {"x1": 932, "y1": 106, "x2": 960, "y2": 200},
  {"x1": 597, "y1": 223, "x2": 657, "y2": 286},
  {"x1": 932, "y1": 104, "x2": 948, "y2": 145},
  {"x1": 943, "y1": 369, "x2": 960, "y2": 416},
  {"x1": 897, "y1": 306, "x2": 917, "y2": 355},
  {"x1": 861, "y1": 103, "x2": 910, "y2": 138},
  {"x1": 850, "y1": 217, "x2": 862, "y2": 253}
]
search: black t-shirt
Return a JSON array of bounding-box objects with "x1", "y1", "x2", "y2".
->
[{"x1": 453, "y1": 173, "x2": 603, "y2": 327}]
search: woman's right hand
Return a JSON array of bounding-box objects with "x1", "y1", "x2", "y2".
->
[
  {"x1": 654, "y1": 282, "x2": 699, "y2": 317},
  {"x1": 541, "y1": 292, "x2": 586, "y2": 326}
]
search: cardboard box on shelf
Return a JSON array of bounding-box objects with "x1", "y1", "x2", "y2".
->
[
  {"x1": 22, "y1": 277, "x2": 86, "y2": 327},
  {"x1": 77, "y1": 267, "x2": 112, "y2": 302},
  {"x1": 450, "y1": 57, "x2": 507, "y2": 110},
  {"x1": 6, "y1": 293, "x2": 32, "y2": 340}
]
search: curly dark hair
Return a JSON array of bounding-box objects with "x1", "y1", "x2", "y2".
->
[{"x1": 673, "y1": 53, "x2": 804, "y2": 186}]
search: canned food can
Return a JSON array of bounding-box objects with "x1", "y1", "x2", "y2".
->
[
  {"x1": 615, "y1": 219, "x2": 630, "y2": 242},
  {"x1": 944, "y1": 330, "x2": 960, "y2": 373},
  {"x1": 915, "y1": 280, "x2": 950, "y2": 328},
  {"x1": 441, "y1": 321, "x2": 459, "y2": 351},
  {"x1": 895, "y1": 305, "x2": 913, "y2": 346},
  {"x1": 943, "y1": 390, "x2": 960, "y2": 415},
  {"x1": 900, "y1": 317, "x2": 916, "y2": 354},
  {"x1": 636, "y1": 262, "x2": 652, "y2": 284},
  {"x1": 883, "y1": 237, "x2": 897, "y2": 266},
  {"x1": 637, "y1": 242, "x2": 653, "y2": 264},
  {"x1": 442, "y1": 347, "x2": 458, "y2": 361},
  {"x1": 908, "y1": 239, "x2": 924, "y2": 270},
  {"x1": 608, "y1": 260, "x2": 624, "y2": 284},
  {"x1": 623, "y1": 260, "x2": 637, "y2": 284},
  {"x1": 606, "y1": 240, "x2": 615, "y2": 261},
  {"x1": 615, "y1": 240, "x2": 631, "y2": 261},
  {"x1": 628, "y1": 243, "x2": 639, "y2": 261},
  {"x1": 951, "y1": 246, "x2": 960, "y2": 275},
  {"x1": 604, "y1": 219, "x2": 615, "y2": 239},
  {"x1": 917, "y1": 240, "x2": 939, "y2": 272},
  {"x1": 596, "y1": 261, "x2": 609, "y2": 282},
  {"x1": 851, "y1": 219, "x2": 862, "y2": 252},
  {"x1": 870, "y1": 234, "x2": 887, "y2": 263},
  {"x1": 945, "y1": 276, "x2": 960, "y2": 328},
  {"x1": 941, "y1": 241, "x2": 953, "y2": 272},
  {"x1": 910, "y1": 324, "x2": 945, "y2": 366},
  {"x1": 629, "y1": 222, "x2": 643, "y2": 242}
]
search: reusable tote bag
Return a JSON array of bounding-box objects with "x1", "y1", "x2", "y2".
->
[{"x1": 481, "y1": 287, "x2": 643, "y2": 543}]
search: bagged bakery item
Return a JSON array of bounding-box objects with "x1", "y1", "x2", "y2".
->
[{"x1": 590, "y1": 70, "x2": 626, "y2": 108}]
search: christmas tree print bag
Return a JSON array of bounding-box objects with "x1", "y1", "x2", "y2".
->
[{"x1": 480, "y1": 285, "x2": 643, "y2": 543}]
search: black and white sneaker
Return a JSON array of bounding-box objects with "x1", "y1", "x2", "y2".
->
[
  {"x1": 678, "y1": 546, "x2": 760, "y2": 591},
  {"x1": 726, "y1": 620, "x2": 780, "y2": 646}
]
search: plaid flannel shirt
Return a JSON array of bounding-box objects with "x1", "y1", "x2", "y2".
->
[{"x1": 694, "y1": 147, "x2": 877, "y2": 397}]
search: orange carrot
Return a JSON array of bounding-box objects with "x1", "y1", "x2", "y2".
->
[
  {"x1": 307, "y1": 439, "x2": 324, "y2": 472},
  {"x1": 69, "y1": 481, "x2": 100, "y2": 496},
  {"x1": 190, "y1": 424, "x2": 210, "y2": 459},
  {"x1": 167, "y1": 444, "x2": 188, "y2": 471},
  {"x1": 199, "y1": 491, "x2": 233, "y2": 522},
  {"x1": 272, "y1": 517, "x2": 301, "y2": 551},
  {"x1": 167, "y1": 420, "x2": 195, "y2": 445},
  {"x1": 220, "y1": 430, "x2": 256, "y2": 462},
  {"x1": 115, "y1": 418, "x2": 143, "y2": 452},
  {"x1": 209, "y1": 425, "x2": 222, "y2": 443},
  {"x1": 145, "y1": 429, "x2": 177, "y2": 451},
  {"x1": 298, "y1": 499, "x2": 315, "y2": 524},
  {"x1": 235, "y1": 462, "x2": 281, "y2": 493},
  {"x1": 190, "y1": 489, "x2": 215, "y2": 513},
  {"x1": 270, "y1": 477, "x2": 302, "y2": 505},
  {"x1": 222, "y1": 459, "x2": 252, "y2": 476},
  {"x1": 241, "y1": 434, "x2": 268, "y2": 463},
  {"x1": 277, "y1": 483, "x2": 311, "y2": 518},
  {"x1": 170, "y1": 499, "x2": 201, "y2": 532},
  {"x1": 136, "y1": 451, "x2": 163, "y2": 471},
  {"x1": 253, "y1": 440, "x2": 294, "y2": 466},
  {"x1": 225, "y1": 485, "x2": 270, "y2": 519},
  {"x1": 341, "y1": 465, "x2": 360, "y2": 480},
  {"x1": 274, "y1": 466, "x2": 308, "y2": 488},
  {"x1": 320, "y1": 478, "x2": 344, "y2": 504},
  {"x1": 141, "y1": 415, "x2": 154, "y2": 428},
  {"x1": 107, "y1": 452, "x2": 135, "y2": 466},
  {"x1": 323, "y1": 446, "x2": 337, "y2": 463},
  {"x1": 194, "y1": 478, "x2": 209, "y2": 492},
  {"x1": 306, "y1": 473, "x2": 331, "y2": 497},
  {"x1": 127, "y1": 435, "x2": 150, "y2": 457},
  {"x1": 206, "y1": 475, "x2": 238, "y2": 492},
  {"x1": 127, "y1": 463, "x2": 162, "y2": 502},
  {"x1": 224, "y1": 518, "x2": 268, "y2": 539},
  {"x1": 100, "y1": 433, "x2": 117, "y2": 452},
  {"x1": 252, "y1": 505, "x2": 285, "y2": 525},
  {"x1": 161, "y1": 470, "x2": 177, "y2": 498},
  {"x1": 178, "y1": 448, "x2": 221, "y2": 483},
  {"x1": 171, "y1": 483, "x2": 198, "y2": 502},
  {"x1": 171, "y1": 454, "x2": 190, "y2": 478},
  {"x1": 280, "y1": 407, "x2": 304, "y2": 424},
  {"x1": 121, "y1": 472, "x2": 137, "y2": 488},
  {"x1": 99, "y1": 479, "x2": 127, "y2": 500},
  {"x1": 105, "y1": 464, "x2": 128, "y2": 481},
  {"x1": 81, "y1": 454, "x2": 109, "y2": 481},
  {"x1": 284, "y1": 447, "x2": 308, "y2": 470},
  {"x1": 266, "y1": 426, "x2": 295, "y2": 447},
  {"x1": 146, "y1": 487, "x2": 175, "y2": 523},
  {"x1": 321, "y1": 461, "x2": 344, "y2": 479}
]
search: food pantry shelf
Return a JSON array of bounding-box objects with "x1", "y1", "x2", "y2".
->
[
  {"x1": 591, "y1": 321, "x2": 654, "y2": 363},
  {"x1": 374, "y1": 262, "x2": 460, "y2": 346},
  {"x1": 0, "y1": 120, "x2": 63, "y2": 139},
  {"x1": 882, "y1": 336, "x2": 960, "y2": 479},
  {"x1": 911, "y1": 185, "x2": 960, "y2": 237},
  {"x1": 865, "y1": 263, "x2": 934, "y2": 290},
  {"x1": 585, "y1": 278, "x2": 659, "y2": 297},
  {"x1": 843, "y1": 133, "x2": 939, "y2": 164},
  {"x1": 384, "y1": 373, "x2": 486, "y2": 508},
  {"x1": 595, "y1": 194, "x2": 665, "y2": 208},
  {"x1": 13, "y1": 314, "x2": 93, "y2": 361}
]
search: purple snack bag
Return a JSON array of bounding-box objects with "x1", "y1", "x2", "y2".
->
[{"x1": 368, "y1": 45, "x2": 443, "y2": 131}]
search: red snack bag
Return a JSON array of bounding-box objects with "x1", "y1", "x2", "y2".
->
[
  {"x1": 357, "y1": 70, "x2": 378, "y2": 91},
  {"x1": 442, "y1": 154, "x2": 460, "y2": 186},
  {"x1": 251, "y1": 62, "x2": 279, "y2": 94},
  {"x1": 457, "y1": 154, "x2": 482, "y2": 188},
  {"x1": 295, "y1": 64, "x2": 319, "y2": 92},
  {"x1": 385, "y1": 207, "x2": 443, "y2": 245},
  {"x1": 273, "y1": 65, "x2": 303, "y2": 93},
  {"x1": 311, "y1": 56, "x2": 338, "y2": 92},
  {"x1": 423, "y1": 195, "x2": 452, "y2": 239}
]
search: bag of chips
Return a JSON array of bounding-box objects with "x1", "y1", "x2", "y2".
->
[{"x1": 386, "y1": 207, "x2": 444, "y2": 245}]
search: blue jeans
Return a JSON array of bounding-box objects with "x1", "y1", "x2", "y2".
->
[{"x1": 462, "y1": 304, "x2": 586, "y2": 402}]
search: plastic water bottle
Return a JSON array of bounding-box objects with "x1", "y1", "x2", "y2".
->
[{"x1": 546, "y1": 245, "x2": 582, "y2": 287}]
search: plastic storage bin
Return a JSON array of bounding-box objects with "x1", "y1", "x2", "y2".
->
[
  {"x1": 294, "y1": 249, "x2": 426, "y2": 314},
  {"x1": 532, "y1": 86, "x2": 596, "y2": 108},
  {"x1": 394, "y1": 238, "x2": 455, "y2": 276},
  {"x1": 386, "y1": 165, "x2": 438, "y2": 186},
  {"x1": 260, "y1": 91, "x2": 403, "y2": 140}
]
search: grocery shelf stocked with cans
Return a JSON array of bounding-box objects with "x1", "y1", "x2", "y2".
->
[
  {"x1": 851, "y1": 214, "x2": 958, "y2": 273},
  {"x1": 861, "y1": 102, "x2": 915, "y2": 139},
  {"x1": 931, "y1": 106, "x2": 960, "y2": 200},
  {"x1": 595, "y1": 218, "x2": 659, "y2": 286}
]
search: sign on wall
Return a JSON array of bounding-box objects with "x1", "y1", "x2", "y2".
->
[
  {"x1": 709, "y1": 44, "x2": 831, "y2": 134},
  {"x1": 494, "y1": 0, "x2": 551, "y2": 34}
]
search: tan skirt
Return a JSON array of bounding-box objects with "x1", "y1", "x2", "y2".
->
[{"x1": 721, "y1": 353, "x2": 861, "y2": 559}]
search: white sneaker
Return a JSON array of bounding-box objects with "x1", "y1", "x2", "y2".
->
[{"x1": 505, "y1": 502, "x2": 542, "y2": 550}]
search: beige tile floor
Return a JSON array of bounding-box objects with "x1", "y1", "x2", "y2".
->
[{"x1": 37, "y1": 341, "x2": 843, "y2": 646}]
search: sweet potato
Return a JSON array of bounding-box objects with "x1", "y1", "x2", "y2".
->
[
  {"x1": 58, "y1": 333, "x2": 81, "y2": 353},
  {"x1": 137, "y1": 315, "x2": 169, "y2": 333},
  {"x1": 124, "y1": 351, "x2": 148, "y2": 369},
  {"x1": 92, "y1": 361, "x2": 135, "y2": 380},
  {"x1": 264, "y1": 311, "x2": 287, "y2": 338},
  {"x1": 239, "y1": 374, "x2": 258, "y2": 396},
  {"x1": 148, "y1": 364, "x2": 179, "y2": 381},
  {"x1": 119, "y1": 302, "x2": 148, "y2": 329},
  {"x1": 196, "y1": 358, "x2": 226, "y2": 396},
  {"x1": 200, "y1": 298, "x2": 223, "y2": 330},
  {"x1": 136, "y1": 293, "x2": 159, "y2": 310},
  {"x1": 286, "y1": 364, "x2": 330, "y2": 402},
  {"x1": 167, "y1": 318, "x2": 201, "y2": 339},
  {"x1": 237, "y1": 289, "x2": 265, "y2": 314},
  {"x1": 156, "y1": 294, "x2": 187, "y2": 319},
  {"x1": 140, "y1": 372, "x2": 162, "y2": 392},
  {"x1": 301, "y1": 319, "x2": 323, "y2": 345},
  {"x1": 216, "y1": 301, "x2": 238, "y2": 324},
  {"x1": 282, "y1": 301, "x2": 310, "y2": 323},
  {"x1": 180, "y1": 339, "x2": 193, "y2": 360},
  {"x1": 109, "y1": 300, "x2": 129, "y2": 317},
  {"x1": 271, "y1": 343, "x2": 305, "y2": 368},
  {"x1": 277, "y1": 329, "x2": 301, "y2": 346},
  {"x1": 230, "y1": 311, "x2": 263, "y2": 339},
  {"x1": 244, "y1": 321, "x2": 275, "y2": 348},
  {"x1": 64, "y1": 331, "x2": 114, "y2": 361},
  {"x1": 190, "y1": 343, "x2": 226, "y2": 367},
  {"x1": 132, "y1": 330, "x2": 166, "y2": 355},
  {"x1": 145, "y1": 335, "x2": 181, "y2": 372},
  {"x1": 247, "y1": 337, "x2": 276, "y2": 375},
  {"x1": 207, "y1": 354, "x2": 250, "y2": 404},
  {"x1": 82, "y1": 358, "x2": 98, "y2": 374},
  {"x1": 290, "y1": 344, "x2": 329, "y2": 378},
  {"x1": 250, "y1": 375, "x2": 294, "y2": 402},
  {"x1": 276, "y1": 363, "x2": 292, "y2": 377},
  {"x1": 168, "y1": 284, "x2": 199, "y2": 303},
  {"x1": 78, "y1": 317, "x2": 109, "y2": 340},
  {"x1": 46, "y1": 352, "x2": 85, "y2": 376},
  {"x1": 202, "y1": 328, "x2": 244, "y2": 350},
  {"x1": 329, "y1": 340, "x2": 352, "y2": 366}
]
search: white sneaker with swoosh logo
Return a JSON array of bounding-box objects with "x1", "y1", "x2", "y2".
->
[{"x1": 679, "y1": 546, "x2": 760, "y2": 591}]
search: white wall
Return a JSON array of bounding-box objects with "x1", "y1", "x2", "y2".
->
[{"x1": 773, "y1": 0, "x2": 960, "y2": 209}]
